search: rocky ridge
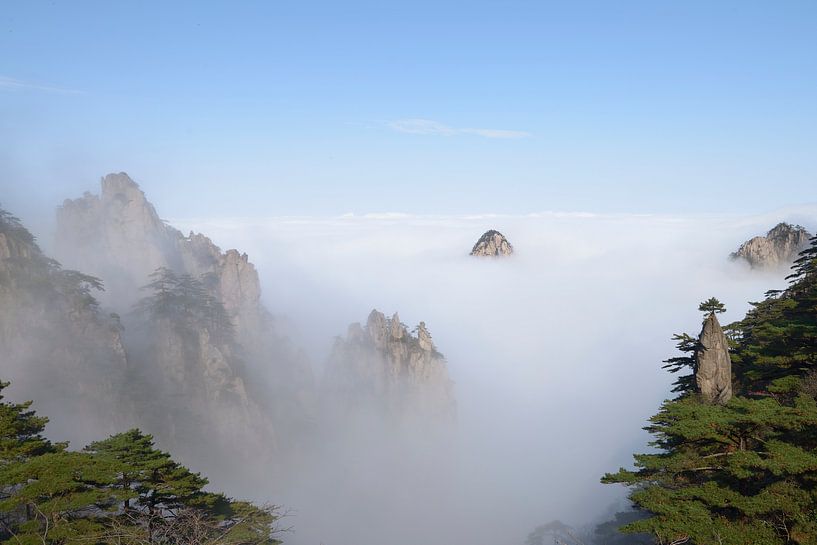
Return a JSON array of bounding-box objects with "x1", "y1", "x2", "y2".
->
[
  {"x1": 56, "y1": 173, "x2": 262, "y2": 330},
  {"x1": 4, "y1": 172, "x2": 460, "y2": 489},
  {"x1": 54, "y1": 173, "x2": 313, "y2": 469},
  {"x1": 730, "y1": 223, "x2": 812, "y2": 269},
  {"x1": 325, "y1": 309, "x2": 456, "y2": 424}
]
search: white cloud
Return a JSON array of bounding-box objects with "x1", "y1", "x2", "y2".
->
[
  {"x1": 0, "y1": 76, "x2": 82, "y2": 95},
  {"x1": 162, "y1": 209, "x2": 817, "y2": 545},
  {"x1": 388, "y1": 118, "x2": 531, "y2": 139}
]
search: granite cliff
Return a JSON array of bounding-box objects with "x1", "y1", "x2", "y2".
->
[
  {"x1": 324, "y1": 309, "x2": 455, "y2": 426},
  {"x1": 731, "y1": 223, "x2": 812, "y2": 269},
  {"x1": 54, "y1": 173, "x2": 314, "y2": 470},
  {"x1": 4, "y1": 173, "x2": 461, "y2": 492}
]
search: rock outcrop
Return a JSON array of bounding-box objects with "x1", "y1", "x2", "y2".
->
[
  {"x1": 695, "y1": 313, "x2": 732, "y2": 404},
  {"x1": 731, "y1": 223, "x2": 812, "y2": 269},
  {"x1": 56, "y1": 173, "x2": 262, "y2": 324},
  {"x1": 470, "y1": 229, "x2": 514, "y2": 257},
  {"x1": 54, "y1": 173, "x2": 315, "y2": 470},
  {"x1": 325, "y1": 310, "x2": 455, "y2": 425},
  {"x1": 0, "y1": 207, "x2": 130, "y2": 446}
]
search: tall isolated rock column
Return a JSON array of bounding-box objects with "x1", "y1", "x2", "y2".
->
[{"x1": 695, "y1": 312, "x2": 732, "y2": 404}]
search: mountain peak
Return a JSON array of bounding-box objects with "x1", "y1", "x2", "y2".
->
[
  {"x1": 731, "y1": 222, "x2": 812, "y2": 269},
  {"x1": 470, "y1": 229, "x2": 514, "y2": 257}
]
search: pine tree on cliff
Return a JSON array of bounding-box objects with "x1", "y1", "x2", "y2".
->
[
  {"x1": 661, "y1": 299, "x2": 726, "y2": 396},
  {"x1": 137, "y1": 267, "x2": 234, "y2": 344},
  {"x1": 698, "y1": 296, "x2": 726, "y2": 315},
  {"x1": 603, "y1": 241, "x2": 817, "y2": 544}
]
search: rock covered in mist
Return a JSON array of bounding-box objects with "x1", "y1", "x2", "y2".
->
[
  {"x1": 695, "y1": 313, "x2": 732, "y2": 404},
  {"x1": 55, "y1": 172, "x2": 315, "y2": 470},
  {"x1": 325, "y1": 310, "x2": 456, "y2": 424},
  {"x1": 470, "y1": 229, "x2": 513, "y2": 257},
  {"x1": 126, "y1": 311, "x2": 277, "y2": 461},
  {"x1": 0, "y1": 207, "x2": 130, "y2": 444},
  {"x1": 56, "y1": 173, "x2": 262, "y2": 319},
  {"x1": 730, "y1": 223, "x2": 812, "y2": 269}
]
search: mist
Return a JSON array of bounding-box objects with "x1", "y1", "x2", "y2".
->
[
  {"x1": 3, "y1": 181, "x2": 815, "y2": 544},
  {"x1": 160, "y1": 208, "x2": 815, "y2": 545}
]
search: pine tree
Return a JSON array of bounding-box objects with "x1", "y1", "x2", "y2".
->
[
  {"x1": 136, "y1": 268, "x2": 234, "y2": 344},
  {"x1": 698, "y1": 297, "x2": 726, "y2": 315},
  {"x1": 0, "y1": 451, "x2": 122, "y2": 545},
  {"x1": 0, "y1": 384, "x2": 281, "y2": 545},
  {"x1": 85, "y1": 429, "x2": 209, "y2": 513},
  {"x1": 0, "y1": 382, "x2": 60, "y2": 463},
  {"x1": 603, "y1": 238, "x2": 817, "y2": 544}
]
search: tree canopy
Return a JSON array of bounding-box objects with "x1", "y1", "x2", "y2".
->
[
  {"x1": 603, "y1": 235, "x2": 817, "y2": 544},
  {"x1": 0, "y1": 382, "x2": 281, "y2": 545}
]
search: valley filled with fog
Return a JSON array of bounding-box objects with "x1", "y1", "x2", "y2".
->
[
  {"x1": 3, "y1": 3, "x2": 816, "y2": 544},
  {"x1": 3, "y1": 175, "x2": 815, "y2": 545},
  {"x1": 165, "y1": 208, "x2": 815, "y2": 545}
]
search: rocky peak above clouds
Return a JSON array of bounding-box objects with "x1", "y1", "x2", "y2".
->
[
  {"x1": 730, "y1": 222, "x2": 812, "y2": 269},
  {"x1": 470, "y1": 229, "x2": 514, "y2": 256}
]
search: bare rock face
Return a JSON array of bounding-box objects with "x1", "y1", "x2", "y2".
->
[
  {"x1": 325, "y1": 310, "x2": 456, "y2": 424},
  {"x1": 470, "y1": 229, "x2": 514, "y2": 257},
  {"x1": 695, "y1": 313, "x2": 732, "y2": 404},
  {"x1": 731, "y1": 223, "x2": 812, "y2": 269}
]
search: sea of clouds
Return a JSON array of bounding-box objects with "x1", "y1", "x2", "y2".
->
[{"x1": 173, "y1": 207, "x2": 815, "y2": 545}]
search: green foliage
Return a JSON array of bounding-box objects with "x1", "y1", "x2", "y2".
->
[
  {"x1": 0, "y1": 382, "x2": 280, "y2": 545},
  {"x1": 0, "y1": 451, "x2": 122, "y2": 545},
  {"x1": 136, "y1": 268, "x2": 234, "y2": 344},
  {"x1": 661, "y1": 333, "x2": 699, "y2": 396},
  {"x1": 0, "y1": 205, "x2": 104, "y2": 314},
  {"x1": 85, "y1": 429, "x2": 209, "y2": 512},
  {"x1": 698, "y1": 297, "x2": 726, "y2": 315},
  {"x1": 604, "y1": 238, "x2": 817, "y2": 544},
  {"x1": 0, "y1": 382, "x2": 60, "y2": 463},
  {"x1": 0, "y1": 207, "x2": 36, "y2": 247}
]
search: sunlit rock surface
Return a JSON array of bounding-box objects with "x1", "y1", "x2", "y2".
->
[
  {"x1": 730, "y1": 222, "x2": 811, "y2": 269},
  {"x1": 470, "y1": 229, "x2": 514, "y2": 256},
  {"x1": 695, "y1": 313, "x2": 732, "y2": 404}
]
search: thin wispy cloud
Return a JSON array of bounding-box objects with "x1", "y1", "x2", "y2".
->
[
  {"x1": 388, "y1": 118, "x2": 531, "y2": 139},
  {"x1": 0, "y1": 76, "x2": 82, "y2": 95}
]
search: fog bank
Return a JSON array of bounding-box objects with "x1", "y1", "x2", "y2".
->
[{"x1": 169, "y1": 208, "x2": 814, "y2": 545}]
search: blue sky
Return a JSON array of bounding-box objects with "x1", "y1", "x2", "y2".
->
[{"x1": 1, "y1": 1, "x2": 816, "y2": 218}]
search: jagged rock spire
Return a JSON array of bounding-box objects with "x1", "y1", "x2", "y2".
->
[
  {"x1": 470, "y1": 229, "x2": 514, "y2": 257},
  {"x1": 325, "y1": 309, "x2": 455, "y2": 422},
  {"x1": 695, "y1": 312, "x2": 732, "y2": 404}
]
